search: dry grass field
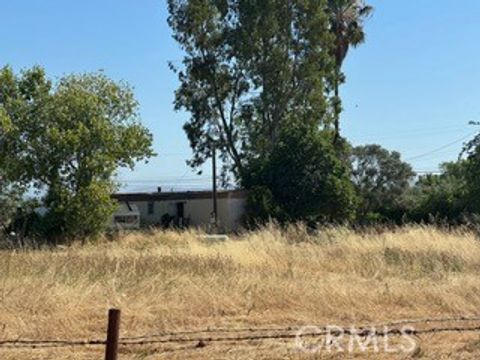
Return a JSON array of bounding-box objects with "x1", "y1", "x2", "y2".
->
[{"x1": 1, "y1": 225, "x2": 480, "y2": 359}]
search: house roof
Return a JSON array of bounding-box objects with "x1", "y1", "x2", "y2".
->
[{"x1": 112, "y1": 189, "x2": 248, "y2": 202}]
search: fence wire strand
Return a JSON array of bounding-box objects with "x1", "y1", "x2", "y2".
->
[
  {"x1": 119, "y1": 315, "x2": 480, "y2": 341},
  {"x1": 2, "y1": 316, "x2": 480, "y2": 350}
]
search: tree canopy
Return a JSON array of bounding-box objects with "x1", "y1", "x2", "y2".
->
[
  {"x1": 244, "y1": 123, "x2": 357, "y2": 224},
  {"x1": 351, "y1": 144, "x2": 415, "y2": 222},
  {"x1": 328, "y1": 0, "x2": 372, "y2": 143},
  {"x1": 0, "y1": 66, "x2": 154, "y2": 239},
  {"x1": 168, "y1": 0, "x2": 338, "y2": 181},
  {"x1": 462, "y1": 130, "x2": 480, "y2": 214},
  {"x1": 409, "y1": 161, "x2": 468, "y2": 223}
]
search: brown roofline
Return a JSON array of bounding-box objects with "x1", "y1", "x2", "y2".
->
[{"x1": 112, "y1": 189, "x2": 248, "y2": 202}]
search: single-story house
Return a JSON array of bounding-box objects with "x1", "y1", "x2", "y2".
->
[{"x1": 111, "y1": 189, "x2": 247, "y2": 232}]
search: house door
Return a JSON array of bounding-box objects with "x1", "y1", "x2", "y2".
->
[{"x1": 176, "y1": 202, "x2": 185, "y2": 219}]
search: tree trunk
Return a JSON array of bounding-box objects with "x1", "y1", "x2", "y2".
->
[{"x1": 333, "y1": 67, "x2": 341, "y2": 146}]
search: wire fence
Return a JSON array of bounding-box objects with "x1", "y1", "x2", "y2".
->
[{"x1": 2, "y1": 310, "x2": 480, "y2": 358}]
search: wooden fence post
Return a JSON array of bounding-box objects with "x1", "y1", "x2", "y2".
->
[{"x1": 105, "y1": 309, "x2": 121, "y2": 360}]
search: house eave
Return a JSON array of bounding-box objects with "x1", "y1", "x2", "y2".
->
[{"x1": 112, "y1": 189, "x2": 248, "y2": 202}]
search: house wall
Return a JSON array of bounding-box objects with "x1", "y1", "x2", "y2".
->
[
  {"x1": 129, "y1": 201, "x2": 172, "y2": 226},
  {"x1": 227, "y1": 197, "x2": 246, "y2": 231},
  {"x1": 123, "y1": 196, "x2": 246, "y2": 232}
]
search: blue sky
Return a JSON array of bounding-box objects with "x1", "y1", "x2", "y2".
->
[{"x1": 1, "y1": 0, "x2": 479, "y2": 191}]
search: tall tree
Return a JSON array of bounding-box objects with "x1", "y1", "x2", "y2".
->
[
  {"x1": 327, "y1": 0, "x2": 372, "y2": 144},
  {"x1": 351, "y1": 144, "x2": 415, "y2": 221},
  {"x1": 0, "y1": 66, "x2": 154, "y2": 239},
  {"x1": 168, "y1": 0, "x2": 337, "y2": 181}
]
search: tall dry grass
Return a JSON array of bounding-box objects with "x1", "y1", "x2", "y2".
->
[{"x1": 1, "y1": 225, "x2": 480, "y2": 359}]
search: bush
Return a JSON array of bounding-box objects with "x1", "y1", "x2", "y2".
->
[
  {"x1": 408, "y1": 161, "x2": 468, "y2": 224},
  {"x1": 244, "y1": 123, "x2": 357, "y2": 225}
]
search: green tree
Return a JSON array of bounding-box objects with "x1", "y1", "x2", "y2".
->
[
  {"x1": 168, "y1": 0, "x2": 336, "y2": 181},
  {"x1": 327, "y1": 0, "x2": 372, "y2": 144},
  {"x1": 409, "y1": 161, "x2": 468, "y2": 223},
  {"x1": 0, "y1": 66, "x2": 154, "y2": 239},
  {"x1": 244, "y1": 122, "x2": 357, "y2": 224},
  {"x1": 0, "y1": 68, "x2": 33, "y2": 235},
  {"x1": 351, "y1": 144, "x2": 415, "y2": 222},
  {"x1": 461, "y1": 130, "x2": 480, "y2": 213},
  {"x1": 0, "y1": 175, "x2": 21, "y2": 234}
]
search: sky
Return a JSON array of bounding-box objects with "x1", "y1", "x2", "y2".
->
[{"x1": 1, "y1": 0, "x2": 479, "y2": 192}]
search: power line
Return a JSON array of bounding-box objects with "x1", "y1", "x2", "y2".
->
[
  {"x1": 405, "y1": 131, "x2": 476, "y2": 162},
  {"x1": 354, "y1": 124, "x2": 467, "y2": 136},
  {"x1": 355, "y1": 128, "x2": 469, "y2": 142},
  {"x1": 158, "y1": 153, "x2": 191, "y2": 157},
  {"x1": 118, "y1": 178, "x2": 212, "y2": 184},
  {"x1": 415, "y1": 171, "x2": 442, "y2": 175}
]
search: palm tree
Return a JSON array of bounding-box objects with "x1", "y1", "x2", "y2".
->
[{"x1": 328, "y1": 0, "x2": 373, "y2": 144}]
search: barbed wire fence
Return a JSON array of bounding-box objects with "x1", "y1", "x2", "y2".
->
[{"x1": 2, "y1": 309, "x2": 480, "y2": 359}]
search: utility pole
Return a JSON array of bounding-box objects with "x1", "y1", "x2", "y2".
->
[{"x1": 212, "y1": 143, "x2": 218, "y2": 227}]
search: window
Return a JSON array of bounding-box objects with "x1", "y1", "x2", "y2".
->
[
  {"x1": 114, "y1": 215, "x2": 138, "y2": 224},
  {"x1": 148, "y1": 201, "x2": 155, "y2": 215}
]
